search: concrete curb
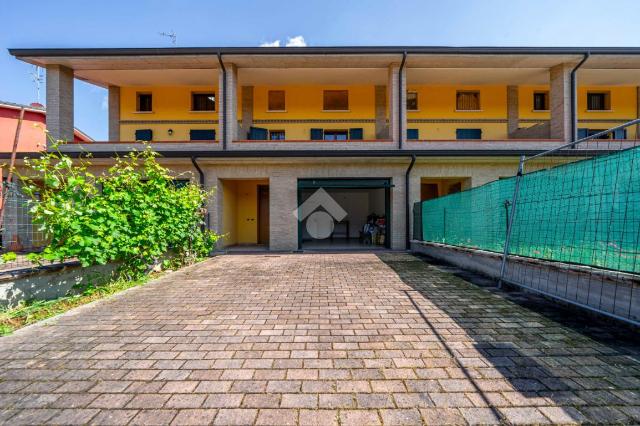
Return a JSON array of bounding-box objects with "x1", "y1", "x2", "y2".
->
[{"x1": 4, "y1": 257, "x2": 220, "y2": 338}]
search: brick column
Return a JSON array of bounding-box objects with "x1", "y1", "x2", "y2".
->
[
  {"x1": 204, "y1": 171, "x2": 221, "y2": 235},
  {"x1": 388, "y1": 64, "x2": 406, "y2": 148},
  {"x1": 375, "y1": 85, "x2": 388, "y2": 139},
  {"x1": 549, "y1": 63, "x2": 572, "y2": 141},
  {"x1": 108, "y1": 86, "x2": 120, "y2": 141},
  {"x1": 269, "y1": 175, "x2": 298, "y2": 251},
  {"x1": 45, "y1": 65, "x2": 74, "y2": 143},
  {"x1": 391, "y1": 174, "x2": 406, "y2": 249},
  {"x1": 218, "y1": 63, "x2": 238, "y2": 146},
  {"x1": 507, "y1": 85, "x2": 519, "y2": 136},
  {"x1": 240, "y1": 86, "x2": 254, "y2": 140}
]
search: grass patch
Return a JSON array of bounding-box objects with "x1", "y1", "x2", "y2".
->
[{"x1": 0, "y1": 272, "x2": 159, "y2": 336}]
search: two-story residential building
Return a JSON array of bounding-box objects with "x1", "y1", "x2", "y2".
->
[{"x1": 8, "y1": 46, "x2": 640, "y2": 251}]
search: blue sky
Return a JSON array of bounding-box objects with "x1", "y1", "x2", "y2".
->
[{"x1": 2, "y1": 0, "x2": 640, "y2": 140}]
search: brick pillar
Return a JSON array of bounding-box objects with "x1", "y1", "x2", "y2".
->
[
  {"x1": 507, "y1": 85, "x2": 519, "y2": 137},
  {"x1": 45, "y1": 65, "x2": 74, "y2": 143},
  {"x1": 375, "y1": 85, "x2": 388, "y2": 139},
  {"x1": 204, "y1": 171, "x2": 221, "y2": 235},
  {"x1": 549, "y1": 63, "x2": 572, "y2": 141},
  {"x1": 218, "y1": 63, "x2": 238, "y2": 146},
  {"x1": 391, "y1": 173, "x2": 406, "y2": 249},
  {"x1": 388, "y1": 64, "x2": 406, "y2": 148},
  {"x1": 108, "y1": 86, "x2": 120, "y2": 141},
  {"x1": 240, "y1": 86, "x2": 254, "y2": 140},
  {"x1": 269, "y1": 175, "x2": 298, "y2": 251}
]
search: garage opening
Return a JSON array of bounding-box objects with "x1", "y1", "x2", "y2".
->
[
  {"x1": 220, "y1": 179, "x2": 269, "y2": 249},
  {"x1": 297, "y1": 178, "x2": 391, "y2": 250}
]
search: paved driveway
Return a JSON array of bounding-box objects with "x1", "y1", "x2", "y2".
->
[{"x1": 0, "y1": 253, "x2": 639, "y2": 425}]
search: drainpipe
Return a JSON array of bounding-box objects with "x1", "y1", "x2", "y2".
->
[
  {"x1": 405, "y1": 154, "x2": 416, "y2": 250},
  {"x1": 191, "y1": 156, "x2": 205, "y2": 187},
  {"x1": 398, "y1": 51, "x2": 407, "y2": 149},
  {"x1": 217, "y1": 52, "x2": 227, "y2": 150},
  {"x1": 571, "y1": 52, "x2": 590, "y2": 144},
  {"x1": 191, "y1": 156, "x2": 209, "y2": 231}
]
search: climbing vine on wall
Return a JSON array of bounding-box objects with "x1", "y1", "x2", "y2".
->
[{"x1": 20, "y1": 144, "x2": 218, "y2": 275}]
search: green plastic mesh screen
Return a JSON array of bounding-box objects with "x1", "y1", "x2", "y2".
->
[{"x1": 421, "y1": 146, "x2": 640, "y2": 274}]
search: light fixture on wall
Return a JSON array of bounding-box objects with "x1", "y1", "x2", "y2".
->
[{"x1": 167, "y1": 129, "x2": 174, "y2": 136}]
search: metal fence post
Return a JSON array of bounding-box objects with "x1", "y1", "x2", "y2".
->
[
  {"x1": 443, "y1": 207, "x2": 446, "y2": 243},
  {"x1": 498, "y1": 155, "x2": 525, "y2": 288}
]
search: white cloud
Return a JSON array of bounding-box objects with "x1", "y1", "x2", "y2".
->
[
  {"x1": 260, "y1": 40, "x2": 281, "y2": 47},
  {"x1": 285, "y1": 35, "x2": 307, "y2": 47},
  {"x1": 101, "y1": 94, "x2": 108, "y2": 111}
]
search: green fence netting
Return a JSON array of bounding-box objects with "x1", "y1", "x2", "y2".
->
[{"x1": 421, "y1": 146, "x2": 640, "y2": 274}]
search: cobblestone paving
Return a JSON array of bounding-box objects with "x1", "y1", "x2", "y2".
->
[{"x1": 0, "y1": 253, "x2": 639, "y2": 425}]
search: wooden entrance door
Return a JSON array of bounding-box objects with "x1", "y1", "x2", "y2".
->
[{"x1": 257, "y1": 185, "x2": 269, "y2": 245}]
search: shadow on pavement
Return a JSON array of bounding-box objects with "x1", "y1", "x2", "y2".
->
[{"x1": 378, "y1": 252, "x2": 640, "y2": 424}]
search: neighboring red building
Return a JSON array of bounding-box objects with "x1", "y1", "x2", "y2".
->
[{"x1": 0, "y1": 100, "x2": 92, "y2": 153}]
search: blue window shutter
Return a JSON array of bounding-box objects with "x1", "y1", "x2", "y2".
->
[
  {"x1": 135, "y1": 129, "x2": 153, "y2": 141},
  {"x1": 456, "y1": 129, "x2": 481, "y2": 140},
  {"x1": 613, "y1": 129, "x2": 627, "y2": 140},
  {"x1": 407, "y1": 129, "x2": 419, "y2": 140},
  {"x1": 190, "y1": 129, "x2": 216, "y2": 141},
  {"x1": 349, "y1": 128, "x2": 363, "y2": 140},
  {"x1": 577, "y1": 128, "x2": 588, "y2": 139},
  {"x1": 249, "y1": 127, "x2": 268, "y2": 140},
  {"x1": 310, "y1": 128, "x2": 324, "y2": 140},
  {"x1": 172, "y1": 179, "x2": 190, "y2": 188}
]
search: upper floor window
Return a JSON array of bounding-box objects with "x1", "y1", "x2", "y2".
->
[
  {"x1": 136, "y1": 93, "x2": 152, "y2": 112},
  {"x1": 456, "y1": 91, "x2": 480, "y2": 111},
  {"x1": 192, "y1": 93, "x2": 215, "y2": 111},
  {"x1": 269, "y1": 130, "x2": 286, "y2": 140},
  {"x1": 533, "y1": 91, "x2": 549, "y2": 111},
  {"x1": 407, "y1": 92, "x2": 419, "y2": 111},
  {"x1": 456, "y1": 128, "x2": 482, "y2": 140},
  {"x1": 268, "y1": 90, "x2": 286, "y2": 111},
  {"x1": 323, "y1": 130, "x2": 349, "y2": 141},
  {"x1": 587, "y1": 92, "x2": 611, "y2": 111},
  {"x1": 323, "y1": 90, "x2": 349, "y2": 111}
]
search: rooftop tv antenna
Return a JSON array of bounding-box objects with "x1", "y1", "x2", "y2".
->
[
  {"x1": 159, "y1": 30, "x2": 177, "y2": 46},
  {"x1": 29, "y1": 66, "x2": 44, "y2": 103}
]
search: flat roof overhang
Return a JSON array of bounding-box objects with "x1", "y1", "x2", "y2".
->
[{"x1": 10, "y1": 46, "x2": 640, "y2": 88}]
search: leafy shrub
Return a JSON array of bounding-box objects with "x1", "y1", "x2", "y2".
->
[{"x1": 20, "y1": 145, "x2": 218, "y2": 275}]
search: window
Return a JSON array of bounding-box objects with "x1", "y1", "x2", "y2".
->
[
  {"x1": 456, "y1": 128, "x2": 482, "y2": 140},
  {"x1": 587, "y1": 92, "x2": 610, "y2": 111},
  {"x1": 407, "y1": 129, "x2": 419, "y2": 140},
  {"x1": 136, "y1": 93, "x2": 152, "y2": 112},
  {"x1": 323, "y1": 90, "x2": 349, "y2": 111},
  {"x1": 192, "y1": 93, "x2": 215, "y2": 111},
  {"x1": 190, "y1": 129, "x2": 216, "y2": 141},
  {"x1": 533, "y1": 91, "x2": 549, "y2": 111},
  {"x1": 407, "y1": 92, "x2": 419, "y2": 111},
  {"x1": 135, "y1": 129, "x2": 153, "y2": 141},
  {"x1": 323, "y1": 130, "x2": 349, "y2": 141},
  {"x1": 268, "y1": 90, "x2": 286, "y2": 111},
  {"x1": 269, "y1": 130, "x2": 285, "y2": 140},
  {"x1": 456, "y1": 91, "x2": 480, "y2": 111},
  {"x1": 249, "y1": 127, "x2": 268, "y2": 140},
  {"x1": 172, "y1": 179, "x2": 190, "y2": 188},
  {"x1": 579, "y1": 128, "x2": 627, "y2": 140}
]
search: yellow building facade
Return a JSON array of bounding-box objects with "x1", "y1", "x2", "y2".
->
[{"x1": 117, "y1": 84, "x2": 639, "y2": 142}]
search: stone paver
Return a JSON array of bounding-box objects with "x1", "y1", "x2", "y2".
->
[{"x1": 0, "y1": 253, "x2": 639, "y2": 425}]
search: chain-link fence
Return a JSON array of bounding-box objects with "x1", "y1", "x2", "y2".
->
[
  {"x1": 0, "y1": 183, "x2": 47, "y2": 272},
  {"x1": 417, "y1": 121, "x2": 640, "y2": 325}
]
